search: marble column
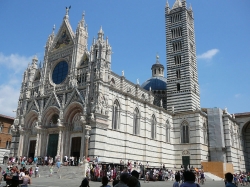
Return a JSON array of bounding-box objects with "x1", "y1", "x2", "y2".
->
[
  {"x1": 18, "y1": 130, "x2": 25, "y2": 157},
  {"x1": 84, "y1": 125, "x2": 91, "y2": 158},
  {"x1": 57, "y1": 128, "x2": 62, "y2": 158},
  {"x1": 34, "y1": 132, "x2": 39, "y2": 157},
  {"x1": 83, "y1": 125, "x2": 91, "y2": 177}
]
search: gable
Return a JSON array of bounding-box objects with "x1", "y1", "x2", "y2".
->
[
  {"x1": 43, "y1": 92, "x2": 61, "y2": 111},
  {"x1": 52, "y1": 19, "x2": 75, "y2": 51}
]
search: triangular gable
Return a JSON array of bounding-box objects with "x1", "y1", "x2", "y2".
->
[
  {"x1": 27, "y1": 99, "x2": 40, "y2": 113},
  {"x1": 64, "y1": 88, "x2": 85, "y2": 109},
  {"x1": 43, "y1": 91, "x2": 61, "y2": 111},
  {"x1": 52, "y1": 18, "x2": 75, "y2": 51}
]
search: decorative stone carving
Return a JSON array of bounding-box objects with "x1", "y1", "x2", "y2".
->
[{"x1": 182, "y1": 150, "x2": 190, "y2": 155}]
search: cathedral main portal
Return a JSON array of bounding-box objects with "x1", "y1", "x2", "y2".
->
[
  {"x1": 28, "y1": 140, "x2": 36, "y2": 158},
  {"x1": 71, "y1": 137, "x2": 81, "y2": 160},
  {"x1": 47, "y1": 134, "x2": 58, "y2": 159}
]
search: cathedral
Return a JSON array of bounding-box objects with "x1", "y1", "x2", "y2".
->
[{"x1": 11, "y1": 0, "x2": 250, "y2": 173}]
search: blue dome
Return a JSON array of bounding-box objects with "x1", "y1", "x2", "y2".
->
[{"x1": 141, "y1": 76, "x2": 167, "y2": 91}]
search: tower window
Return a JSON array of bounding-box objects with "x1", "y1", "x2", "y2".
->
[
  {"x1": 171, "y1": 27, "x2": 182, "y2": 38},
  {"x1": 174, "y1": 55, "x2": 181, "y2": 65},
  {"x1": 181, "y1": 122, "x2": 189, "y2": 143},
  {"x1": 176, "y1": 69, "x2": 181, "y2": 78},
  {"x1": 112, "y1": 100, "x2": 120, "y2": 130},
  {"x1": 177, "y1": 83, "x2": 180, "y2": 91},
  {"x1": 173, "y1": 41, "x2": 182, "y2": 52},
  {"x1": 194, "y1": 85, "x2": 196, "y2": 93},
  {"x1": 151, "y1": 115, "x2": 157, "y2": 139},
  {"x1": 170, "y1": 13, "x2": 181, "y2": 23}
]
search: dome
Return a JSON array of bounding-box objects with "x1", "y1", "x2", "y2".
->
[{"x1": 141, "y1": 76, "x2": 167, "y2": 91}]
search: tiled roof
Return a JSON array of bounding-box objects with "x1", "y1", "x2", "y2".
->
[
  {"x1": 235, "y1": 112, "x2": 250, "y2": 117},
  {"x1": 0, "y1": 114, "x2": 15, "y2": 120}
]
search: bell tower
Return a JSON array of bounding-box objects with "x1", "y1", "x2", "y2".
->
[{"x1": 165, "y1": 0, "x2": 200, "y2": 112}]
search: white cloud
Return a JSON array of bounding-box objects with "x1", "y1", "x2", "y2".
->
[
  {"x1": 0, "y1": 53, "x2": 34, "y2": 117},
  {"x1": 197, "y1": 49, "x2": 219, "y2": 60},
  {"x1": 0, "y1": 53, "x2": 32, "y2": 73},
  {"x1": 0, "y1": 84, "x2": 20, "y2": 117}
]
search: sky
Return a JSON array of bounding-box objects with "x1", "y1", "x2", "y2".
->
[{"x1": 0, "y1": 0, "x2": 249, "y2": 117}]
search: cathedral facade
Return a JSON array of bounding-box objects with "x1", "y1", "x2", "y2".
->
[{"x1": 11, "y1": 0, "x2": 249, "y2": 172}]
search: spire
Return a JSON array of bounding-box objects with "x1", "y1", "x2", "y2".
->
[
  {"x1": 80, "y1": 11, "x2": 85, "y2": 27},
  {"x1": 189, "y1": 3, "x2": 192, "y2": 11},
  {"x1": 99, "y1": 26, "x2": 104, "y2": 34},
  {"x1": 31, "y1": 55, "x2": 38, "y2": 68},
  {"x1": 98, "y1": 26, "x2": 104, "y2": 40},
  {"x1": 166, "y1": 0, "x2": 169, "y2": 8},
  {"x1": 172, "y1": 0, "x2": 182, "y2": 9}
]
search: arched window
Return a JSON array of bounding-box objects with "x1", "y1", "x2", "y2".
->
[
  {"x1": 133, "y1": 108, "x2": 140, "y2": 135},
  {"x1": 151, "y1": 115, "x2": 157, "y2": 139},
  {"x1": 181, "y1": 122, "x2": 189, "y2": 143},
  {"x1": 112, "y1": 100, "x2": 120, "y2": 130},
  {"x1": 177, "y1": 83, "x2": 180, "y2": 91},
  {"x1": 203, "y1": 123, "x2": 207, "y2": 144},
  {"x1": 166, "y1": 121, "x2": 170, "y2": 143}
]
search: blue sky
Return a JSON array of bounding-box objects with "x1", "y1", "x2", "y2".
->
[{"x1": 0, "y1": 0, "x2": 249, "y2": 117}]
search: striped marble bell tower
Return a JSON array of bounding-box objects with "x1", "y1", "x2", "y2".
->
[{"x1": 165, "y1": 0, "x2": 200, "y2": 112}]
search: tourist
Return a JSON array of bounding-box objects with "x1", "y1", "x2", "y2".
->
[
  {"x1": 173, "y1": 174, "x2": 180, "y2": 187},
  {"x1": 225, "y1": 172, "x2": 236, "y2": 187},
  {"x1": 56, "y1": 159, "x2": 61, "y2": 172},
  {"x1": 80, "y1": 178, "x2": 90, "y2": 187},
  {"x1": 29, "y1": 167, "x2": 33, "y2": 177},
  {"x1": 21, "y1": 171, "x2": 31, "y2": 187},
  {"x1": 180, "y1": 171, "x2": 200, "y2": 187},
  {"x1": 44, "y1": 155, "x2": 48, "y2": 165},
  {"x1": 19, "y1": 168, "x2": 25, "y2": 179},
  {"x1": 131, "y1": 170, "x2": 141, "y2": 187},
  {"x1": 34, "y1": 156, "x2": 38, "y2": 165},
  {"x1": 114, "y1": 173, "x2": 129, "y2": 187},
  {"x1": 35, "y1": 165, "x2": 39, "y2": 178},
  {"x1": 49, "y1": 164, "x2": 54, "y2": 177},
  {"x1": 102, "y1": 176, "x2": 111, "y2": 187},
  {"x1": 127, "y1": 176, "x2": 139, "y2": 187},
  {"x1": 0, "y1": 167, "x2": 2, "y2": 186},
  {"x1": 144, "y1": 170, "x2": 149, "y2": 183}
]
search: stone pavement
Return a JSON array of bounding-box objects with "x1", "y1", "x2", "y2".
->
[{"x1": 0, "y1": 164, "x2": 225, "y2": 187}]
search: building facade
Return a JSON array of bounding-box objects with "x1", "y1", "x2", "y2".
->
[
  {"x1": 0, "y1": 114, "x2": 14, "y2": 163},
  {"x1": 11, "y1": 0, "x2": 249, "y2": 172}
]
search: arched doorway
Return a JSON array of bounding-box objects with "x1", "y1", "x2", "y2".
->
[{"x1": 242, "y1": 121, "x2": 250, "y2": 171}]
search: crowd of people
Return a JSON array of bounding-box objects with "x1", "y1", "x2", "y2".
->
[
  {"x1": 0, "y1": 165, "x2": 34, "y2": 187},
  {"x1": 0, "y1": 156, "x2": 246, "y2": 187}
]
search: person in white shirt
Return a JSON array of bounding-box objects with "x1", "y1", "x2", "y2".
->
[
  {"x1": 35, "y1": 165, "x2": 39, "y2": 178},
  {"x1": 19, "y1": 168, "x2": 25, "y2": 179}
]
